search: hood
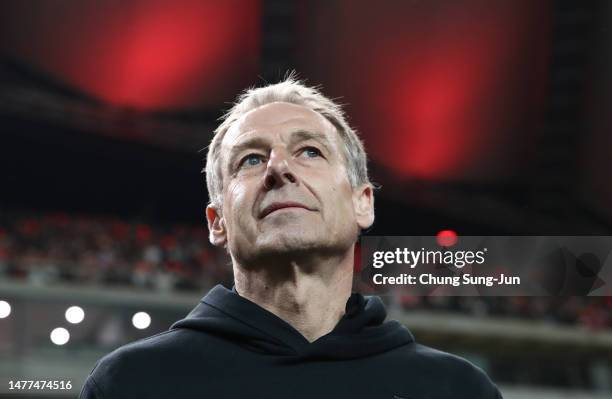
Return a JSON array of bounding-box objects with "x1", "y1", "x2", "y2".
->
[{"x1": 170, "y1": 285, "x2": 414, "y2": 360}]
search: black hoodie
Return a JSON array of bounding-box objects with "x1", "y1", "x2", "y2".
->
[{"x1": 80, "y1": 285, "x2": 502, "y2": 399}]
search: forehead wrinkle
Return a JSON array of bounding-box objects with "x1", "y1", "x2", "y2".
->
[
  {"x1": 224, "y1": 101, "x2": 336, "y2": 147},
  {"x1": 225, "y1": 117, "x2": 332, "y2": 153},
  {"x1": 235, "y1": 102, "x2": 335, "y2": 138},
  {"x1": 230, "y1": 134, "x2": 271, "y2": 153},
  {"x1": 240, "y1": 101, "x2": 330, "y2": 127}
]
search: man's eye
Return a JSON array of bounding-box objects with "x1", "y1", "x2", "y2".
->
[
  {"x1": 239, "y1": 154, "x2": 265, "y2": 168},
  {"x1": 300, "y1": 147, "x2": 322, "y2": 158}
]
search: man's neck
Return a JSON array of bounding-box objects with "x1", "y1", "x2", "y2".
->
[{"x1": 232, "y1": 251, "x2": 354, "y2": 343}]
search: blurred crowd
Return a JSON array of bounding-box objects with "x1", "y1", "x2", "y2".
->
[
  {"x1": 0, "y1": 210, "x2": 233, "y2": 292},
  {"x1": 0, "y1": 210, "x2": 610, "y2": 329},
  {"x1": 397, "y1": 294, "x2": 612, "y2": 330}
]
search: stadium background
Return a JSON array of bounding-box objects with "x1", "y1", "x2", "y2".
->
[{"x1": 0, "y1": 0, "x2": 611, "y2": 397}]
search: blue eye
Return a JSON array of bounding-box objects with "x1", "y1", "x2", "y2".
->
[
  {"x1": 302, "y1": 147, "x2": 322, "y2": 158},
  {"x1": 240, "y1": 154, "x2": 264, "y2": 168}
]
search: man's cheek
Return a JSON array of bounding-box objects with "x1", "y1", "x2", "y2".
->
[
  {"x1": 227, "y1": 185, "x2": 255, "y2": 231},
  {"x1": 225, "y1": 183, "x2": 248, "y2": 211}
]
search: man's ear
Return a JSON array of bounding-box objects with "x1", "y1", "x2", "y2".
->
[
  {"x1": 206, "y1": 205, "x2": 227, "y2": 247},
  {"x1": 353, "y1": 184, "x2": 375, "y2": 230}
]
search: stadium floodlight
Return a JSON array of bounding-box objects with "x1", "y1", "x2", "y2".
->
[
  {"x1": 0, "y1": 300, "x2": 11, "y2": 318},
  {"x1": 50, "y1": 327, "x2": 70, "y2": 345},
  {"x1": 132, "y1": 312, "x2": 151, "y2": 330},
  {"x1": 65, "y1": 306, "x2": 85, "y2": 324}
]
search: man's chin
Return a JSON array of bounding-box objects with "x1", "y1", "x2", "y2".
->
[{"x1": 255, "y1": 234, "x2": 321, "y2": 255}]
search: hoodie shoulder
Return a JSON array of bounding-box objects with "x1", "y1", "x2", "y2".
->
[
  {"x1": 80, "y1": 330, "x2": 174, "y2": 398},
  {"x1": 405, "y1": 343, "x2": 502, "y2": 398},
  {"x1": 80, "y1": 328, "x2": 212, "y2": 399}
]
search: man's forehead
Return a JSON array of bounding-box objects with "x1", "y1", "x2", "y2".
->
[{"x1": 223, "y1": 102, "x2": 337, "y2": 146}]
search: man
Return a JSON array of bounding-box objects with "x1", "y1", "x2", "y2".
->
[{"x1": 80, "y1": 76, "x2": 503, "y2": 398}]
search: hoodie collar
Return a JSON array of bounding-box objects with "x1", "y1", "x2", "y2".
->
[{"x1": 172, "y1": 284, "x2": 414, "y2": 360}]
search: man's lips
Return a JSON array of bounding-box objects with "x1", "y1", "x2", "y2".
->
[{"x1": 259, "y1": 202, "x2": 312, "y2": 218}]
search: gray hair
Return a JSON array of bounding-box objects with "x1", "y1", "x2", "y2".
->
[{"x1": 204, "y1": 74, "x2": 371, "y2": 208}]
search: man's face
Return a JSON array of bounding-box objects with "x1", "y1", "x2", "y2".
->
[{"x1": 206, "y1": 102, "x2": 374, "y2": 264}]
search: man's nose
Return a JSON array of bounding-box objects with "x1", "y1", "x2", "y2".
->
[{"x1": 263, "y1": 149, "x2": 298, "y2": 190}]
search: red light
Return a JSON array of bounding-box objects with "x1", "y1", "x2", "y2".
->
[
  {"x1": 307, "y1": 0, "x2": 551, "y2": 182},
  {"x1": 436, "y1": 230, "x2": 457, "y2": 247},
  {"x1": 0, "y1": 0, "x2": 260, "y2": 110}
]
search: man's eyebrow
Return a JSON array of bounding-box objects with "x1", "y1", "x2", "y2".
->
[{"x1": 288, "y1": 130, "x2": 332, "y2": 151}]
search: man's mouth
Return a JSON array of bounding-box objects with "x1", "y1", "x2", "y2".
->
[{"x1": 259, "y1": 202, "x2": 311, "y2": 218}]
